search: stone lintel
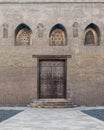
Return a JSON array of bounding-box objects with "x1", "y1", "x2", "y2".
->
[{"x1": 32, "y1": 55, "x2": 72, "y2": 59}]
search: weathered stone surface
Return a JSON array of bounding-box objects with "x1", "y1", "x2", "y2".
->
[
  {"x1": 0, "y1": 0, "x2": 104, "y2": 3},
  {"x1": 0, "y1": 107, "x2": 104, "y2": 130},
  {"x1": 0, "y1": 2, "x2": 103, "y2": 106}
]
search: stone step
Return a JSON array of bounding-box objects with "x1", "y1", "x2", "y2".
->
[{"x1": 29, "y1": 99, "x2": 78, "y2": 108}]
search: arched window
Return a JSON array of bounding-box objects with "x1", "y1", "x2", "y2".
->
[
  {"x1": 84, "y1": 23, "x2": 100, "y2": 45},
  {"x1": 3, "y1": 23, "x2": 8, "y2": 38},
  {"x1": 49, "y1": 24, "x2": 66, "y2": 46},
  {"x1": 15, "y1": 23, "x2": 32, "y2": 45}
]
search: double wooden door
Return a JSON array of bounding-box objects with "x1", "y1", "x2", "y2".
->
[{"x1": 39, "y1": 60, "x2": 66, "y2": 98}]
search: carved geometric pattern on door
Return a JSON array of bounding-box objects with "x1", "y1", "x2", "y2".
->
[{"x1": 39, "y1": 60, "x2": 66, "y2": 98}]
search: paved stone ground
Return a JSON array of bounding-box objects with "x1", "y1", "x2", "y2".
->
[{"x1": 0, "y1": 107, "x2": 103, "y2": 130}]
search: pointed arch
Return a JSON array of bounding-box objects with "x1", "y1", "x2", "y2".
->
[
  {"x1": 15, "y1": 23, "x2": 32, "y2": 45},
  {"x1": 84, "y1": 23, "x2": 100, "y2": 45},
  {"x1": 49, "y1": 24, "x2": 67, "y2": 46}
]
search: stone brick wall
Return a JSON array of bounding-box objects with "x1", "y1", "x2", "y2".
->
[{"x1": 0, "y1": 2, "x2": 104, "y2": 106}]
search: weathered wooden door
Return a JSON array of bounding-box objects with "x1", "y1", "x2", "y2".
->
[{"x1": 39, "y1": 60, "x2": 66, "y2": 98}]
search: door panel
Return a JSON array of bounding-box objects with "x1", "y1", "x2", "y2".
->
[{"x1": 39, "y1": 60, "x2": 66, "y2": 98}]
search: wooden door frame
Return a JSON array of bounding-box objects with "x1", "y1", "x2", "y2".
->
[
  {"x1": 37, "y1": 56, "x2": 69, "y2": 99},
  {"x1": 38, "y1": 59, "x2": 66, "y2": 99}
]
